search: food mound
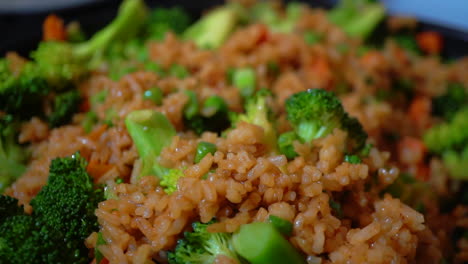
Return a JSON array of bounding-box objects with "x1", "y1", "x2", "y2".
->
[{"x1": 0, "y1": 0, "x2": 467, "y2": 263}]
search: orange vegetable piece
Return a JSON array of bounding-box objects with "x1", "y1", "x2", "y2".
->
[
  {"x1": 416, "y1": 31, "x2": 443, "y2": 54},
  {"x1": 43, "y1": 14, "x2": 67, "y2": 41},
  {"x1": 398, "y1": 136, "x2": 427, "y2": 165}
]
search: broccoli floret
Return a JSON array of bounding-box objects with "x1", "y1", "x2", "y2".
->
[
  {"x1": 0, "y1": 195, "x2": 24, "y2": 221},
  {"x1": 328, "y1": 0, "x2": 385, "y2": 38},
  {"x1": 424, "y1": 107, "x2": 468, "y2": 154},
  {"x1": 432, "y1": 82, "x2": 467, "y2": 121},
  {"x1": 168, "y1": 220, "x2": 241, "y2": 264},
  {"x1": 48, "y1": 90, "x2": 82, "y2": 128},
  {"x1": 392, "y1": 33, "x2": 421, "y2": 55},
  {"x1": 442, "y1": 147, "x2": 468, "y2": 180},
  {"x1": 278, "y1": 131, "x2": 299, "y2": 159},
  {"x1": 183, "y1": 6, "x2": 239, "y2": 49},
  {"x1": 383, "y1": 173, "x2": 433, "y2": 211},
  {"x1": 237, "y1": 90, "x2": 277, "y2": 151},
  {"x1": 33, "y1": 0, "x2": 148, "y2": 86},
  {"x1": 0, "y1": 60, "x2": 50, "y2": 118},
  {"x1": 0, "y1": 115, "x2": 28, "y2": 193},
  {"x1": 285, "y1": 89, "x2": 367, "y2": 152},
  {"x1": 0, "y1": 153, "x2": 104, "y2": 264},
  {"x1": 155, "y1": 165, "x2": 185, "y2": 194},
  {"x1": 184, "y1": 94, "x2": 231, "y2": 135},
  {"x1": 146, "y1": 7, "x2": 191, "y2": 40}
]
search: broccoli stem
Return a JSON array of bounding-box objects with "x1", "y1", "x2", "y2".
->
[
  {"x1": 232, "y1": 222, "x2": 306, "y2": 264},
  {"x1": 74, "y1": 0, "x2": 148, "y2": 58},
  {"x1": 343, "y1": 4, "x2": 385, "y2": 38},
  {"x1": 125, "y1": 110, "x2": 176, "y2": 159},
  {"x1": 183, "y1": 6, "x2": 238, "y2": 49}
]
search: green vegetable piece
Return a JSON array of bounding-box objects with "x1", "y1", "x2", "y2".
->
[
  {"x1": 183, "y1": 90, "x2": 199, "y2": 119},
  {"x1": 125, "y1": 110, "x2": 176, "y2": 162},
  {"x1": 48, "y1": 90, "x2": 82, "y2": 128},
  {"x1": 82, "y1": 111, "x2": 98, "y2": 133},
  {"x1": 201, "y1": 95, "x2": 228, "y2": 118},
  {"x1": 424, "y1": 107, "x2": 468, "y2": 154},
  {"x1": 168, "y1": 220, "x2": 241, "y2": 264},
  {"x1": 169, "y1": 64, "x2": 189, "y2": 79},
  {"x1": 344, "y1": 154, "x2": 361, "y2": 164},
  {"x1": 95, "y1": 232, "x2": 106, "y2": 264},
  {"x1": 237, "y1": 90, "x2": 277, "y2": 152},
  {"x1": 0, "y1": 115, "x2": 28, "y2": 193},
  {"x1": 233, "y1": 67, "x2": 256, "y2": 98},
  {"x1": 328, "y1": 0, "x2": 385, "y2": 39},
  {"x1": 268, "y1": 215, "x2": 293, "y2": 236},
  {"x1": 195, "y1": 142, "x2": 217, "y2": 163},
  {"x1": 147, "y1": 7, "x2": 191, "y2": 40},
  {"x1": 90, "y1": 90, "x2": 108, "y2": 106},
  {"x1": 233, "y1": 221, "x2": 306, "y2": 264},
  {"x1": 329, "y1": 199, "x2": 343, "y2": 218},
  {"x1": 155, "y1": 165, "x2": 185, "y2": 194},
  {"x1": 143, "y1": 87, "x2": 163, "y2": 105},
  {"x1": 144, "y1": 61, "x2": 166, "y2": 76},
  {"x1": 442, "y1": 148, "x2": 468, "y2": 180},
  {"x1": 432, "y1": 82, "x2": 467, "y2": 121},
  {"x1": 304, "y1": 31, "x2": 322, "y2": 45},
  {"x1": 278, "y1": 131, "x2": 299, "y2": 159},
  {"x1": 183, "y1": 6, "x2": 238, "y2": 49}
]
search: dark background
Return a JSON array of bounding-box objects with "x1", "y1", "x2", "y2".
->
[{"x1": 0, "y1": 0, "x2": 466, "y2": 57}]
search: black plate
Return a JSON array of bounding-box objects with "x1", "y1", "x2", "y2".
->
[{"x1": 0, "y1": 0, "x2": 467, "y2": 58}]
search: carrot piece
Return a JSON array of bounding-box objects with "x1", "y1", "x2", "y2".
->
[
  {"x1": 398, "y1": 136, "x2": 427, "y2": 165},
  {"x1": 43, "y1": 14, "x2": 67, "y2": 41},
  {"x1": 360, "y1": 50, "x2": 385, "y2": 70},
  {"x1": 309, "y1": 55, "x2": 333, "y2": 89},
  {"x1": 86, "y1": 159, "x2": 114, "y2": 180},
  {"x1": 88, "y1": 124, "x2": 108, "y2": 141},
  {"x1": 415, "y1": 163, "x2": 430, "y2": 181},
  {"x1": 408, "y1": 96, "x2": 431, "y2": 124},
  {"x1": 416, "y1": 31, "x2": 443, "y2": 54}
]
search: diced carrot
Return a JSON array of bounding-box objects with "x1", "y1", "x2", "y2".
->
[
  {"x1": 408, "y1": 96, "x2": 431, "y2": 125},
  {"x1": 398, "y1": 136, "x2": 427, "y2": 165},
  {"x1": 99, "y1": 258, "x2": 109, "y2": 264},
  {"x1": 86, "y1": 159, "x2": 114, "y2": 180},
  {"x1": 43, "y1": 14, "x2": 67, "y2": 41},
  {"x1": 255, "y1": 24, "x2": 270, "y2": 45},
  {"x1": 415, "y1": 163, "x2": 430, "y2": 181},
  {"x1": 416, "y1": 31, "x2": 443, "y2": 54},
  {"x1": 309, "y1": 55, "x2": 333, "y2": 89},
  {"x1": 80, "y1": 98, "x2": 90, "y2": 112},
  {"x1": 360, "y1": 50, "x2": 385, "y2": 70},
  {"x1": 88, "y1": 124, "x2": 108, "y2": 141}
]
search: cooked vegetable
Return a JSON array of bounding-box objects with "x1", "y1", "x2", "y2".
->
[
  {"x1": 125, "y1": 110, "x2": 176, "y2": 178},
  {"x1": 268, "y1": 215, "x2": 293, "y2": 236},
  {"x1": 232, "y1": 67, "x2": 256, "y2": 98},
  {"x1": 146, "y1": 7, "x2": 191, "y2": 40},
  {"x1": 183, "y1": 6, "x2": 238, "y2": 49},
  {"x1": 328, "y1": 0, "x2": 385, "y2": 38},
  {"x1": 285, "y1": 89, "x2": 367, "y2": 152},
  {"x1": 233, "y1": 221, "x2": 306, "y2": 264},
  {"x1": 432, "y1": 82, "x2": 467, "y2": 121},
  {"x1": 195, "y1": 142, "x2": 217, "y2": 163},
  {"x1": 249, "y1": 1, "x2": 303, "y2": 33},
  {"x1": 184, "y1": 95, "x2": 231, "y2": 135},
  {"x1": 278, "y1": 131, "x2": 299, "y2": 159},
  {"x1": 0, "y1": 115, "x2": 28, "y2": 193},
  {"x1": 0, "y1": 153, "x2": 104, "y2": 264},
  {"x1": 237, "y1": 90, "x2": 277, "y2": 151},
  {"x1": 48, "y1": 90, "x2": 82, "y2": 128},
  {"x1": 168, "y1": 220, "x2": 241, "y2": 264}
]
